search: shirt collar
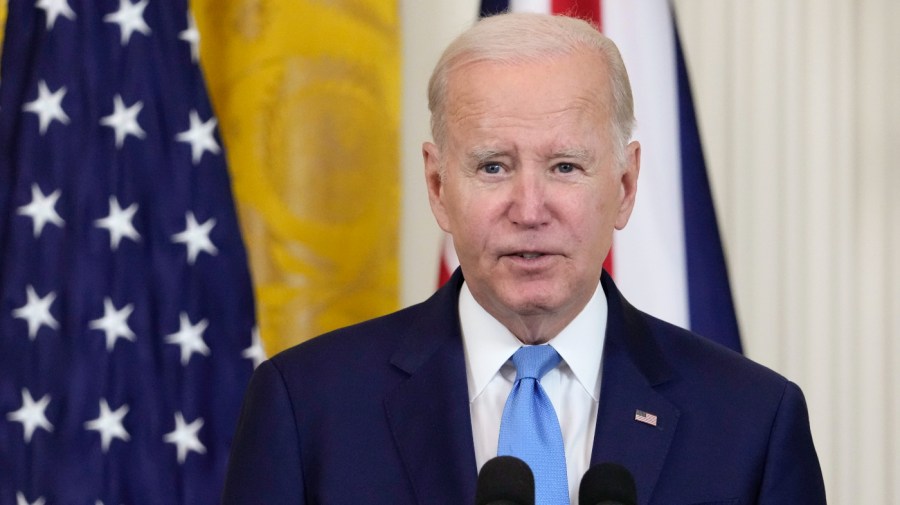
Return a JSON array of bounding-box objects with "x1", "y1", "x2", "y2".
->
[{"x1": 459, "y1": 280, "x2": 608, "y2": 402}]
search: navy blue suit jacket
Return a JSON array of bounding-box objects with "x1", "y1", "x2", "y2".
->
[{"x1": 222, "y1": 270, "x2": 826, "y2": 504}]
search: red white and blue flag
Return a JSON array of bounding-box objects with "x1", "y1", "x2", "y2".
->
[
  {"x1": 441, "y1": 0, "x2": 742, "y2": 352},
  {"x1": 0, "y1": 1, "x2": 261, "y2": 504}
]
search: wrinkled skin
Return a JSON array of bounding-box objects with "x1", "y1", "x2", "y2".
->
[{"x1": 424, "y1": 51, "x2": 641, "y2": 344}]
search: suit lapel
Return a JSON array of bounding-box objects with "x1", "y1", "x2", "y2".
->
[
  {"x1": 591, "y1": 273, "x2": 680, "y2": 505},
  {"x1": 382, "y1": 270, "x2": 680, "y2": 504},
  {"x1": 384, "y1": 270, "x2": 478, "y2": 505}
]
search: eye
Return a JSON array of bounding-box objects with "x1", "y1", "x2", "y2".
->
[
  {"x1": 480, "y1": 163, "x2": 503, "y2": 175},
  {"x1": 556, "y1": 163, "x2": 577, "y2": 174}
]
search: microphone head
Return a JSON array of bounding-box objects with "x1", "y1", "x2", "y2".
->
[
  {"x1": 475, "y1": 456, "x2": 535, "y2": 505},
  {"x1": 579, "y1": 462, "x2": 637, "y2": 505}
]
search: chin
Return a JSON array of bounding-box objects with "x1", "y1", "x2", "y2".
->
[{"x1": 499, "y1": 289, "x2": 567, "y2": 316}]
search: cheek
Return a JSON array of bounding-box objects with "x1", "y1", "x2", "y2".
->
[
  {"x1": 446, "y1": 183, "x2": 496, "y2": 226},
  {"x1": 566, "y1": 193, "x2": 616, "y2": 245},
  {"x1": 451, "y1": 207, "x2": 492, "y2": 247},
  {"x1": 443, "y1": 191, "x2": 484, "y2": 240}
]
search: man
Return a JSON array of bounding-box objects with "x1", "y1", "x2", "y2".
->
[{"x1": 222, "y1": 13, "x2": 826, "y2": 505}]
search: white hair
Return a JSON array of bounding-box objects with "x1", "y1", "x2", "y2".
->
[{"x1": 427, "y1": 12, "x2": 636, "y2": 164}]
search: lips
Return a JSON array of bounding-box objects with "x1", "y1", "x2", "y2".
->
[
  {"x1": 499, "y1": 248, "x2": 556, "y2": 259},
  {"x1": 501, "y1": 250, "x2": 557, "y2": 262},
  {"x1": 497, "y1": 244, "x2": 561, "y2": 263}
]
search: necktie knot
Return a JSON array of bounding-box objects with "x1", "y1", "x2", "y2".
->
[{"x1": 512, "y1": 345, "x2": 561, "y2": 381}]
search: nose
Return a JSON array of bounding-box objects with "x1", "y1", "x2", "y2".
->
[{"x1": 507, "y1": 170, "x2": 550, "y2": 228}]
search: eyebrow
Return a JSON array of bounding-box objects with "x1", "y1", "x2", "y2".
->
[
  {"x1": 466, "y1": 147, "x2": 508, "y2": 165},
  {"x1": 467, "y1": 147, "x2": 593, "y2": 163},
  {"x1": 551, "y1": 148, "x2": 593, "y2": 162}
]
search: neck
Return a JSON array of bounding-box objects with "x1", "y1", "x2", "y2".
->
[{"x1": 493, "y1": 306, "x2": 583, "y2": 346}]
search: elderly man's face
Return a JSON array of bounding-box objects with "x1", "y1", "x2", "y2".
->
[{"x1": 424, "y1": 51, "x2": 639, "y2": 342}]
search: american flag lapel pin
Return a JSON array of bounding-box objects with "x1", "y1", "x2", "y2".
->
[{"x1": 635, "y1": 409, "x2": 658, "y2": 427}]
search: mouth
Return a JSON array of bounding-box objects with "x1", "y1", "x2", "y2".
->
[
  {"x1": 499, "y1": 251, "x2": 559, "y2": 272},
  {"x1": 502, "y1": 251, "x2": 557, "y2": 262}
]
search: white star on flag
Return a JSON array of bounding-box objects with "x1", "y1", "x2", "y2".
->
[
  {"x1": 12, "y1": 285, "x2": 59, "y2": 340},
  {"x1": 94, "y1": 196, "x2": 141, "y2": 250},
  {"x1": 36, "y1": 0, "x2": 76, "y2": 30},
  {"x1": 84, "y1": 399, "x2": 130, "y2": 453},
  {"x1": 165, "y1": 312, "x2": 210, "y2": 366},
  {"x1": 103, "y1": 0, "x2": 151, "y2": 46},
  {"x1": 242, "y1": 326, "x2": 267, "y2": 369},
  {"x1": 179, "y1": 13, "x2": 200, "y2": 63},
  {"x1": 22, "y1": 80, "x2": 69, "y2": 135},
  {"x1": 2, "y1": 0, "x2": 258, "y2": 500},
  {"x1": 89, "y1": 297, "x2": 136, "y2": 351},
  {"x1": 17, "y1": 183, "x2": 65, "y2": 238},
  {"x1": 16, "y1": 492, "x2": 45, "y2": 505},
  {"x1": 163, "y1": 412, "x2": 206, "y2": 464},
  {"x1": 175, "y1": 109, "x2": 221, "y2": 165},
  {"x1": 100, "y1": 94, "x2": 146, "y2": 148},
  {"x1": 171, "y1": 211, "x2": 218, "y2": 264},
  {"x1": 7, "y1": 389, "x2": 53, "y2": 443}
]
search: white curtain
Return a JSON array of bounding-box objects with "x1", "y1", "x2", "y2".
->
[{"x1": 676, "y1": 1, "x2": 899, "y2": 502}]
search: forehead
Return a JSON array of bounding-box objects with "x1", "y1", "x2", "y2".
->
[{"x1": 442, "y1": 52, "x2": 614, "y2": 149}]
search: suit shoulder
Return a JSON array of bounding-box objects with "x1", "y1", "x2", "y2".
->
[
  {"x1": 268, "y1": 276, "x2": 462, "y2": 371},
  {"x1": 643, "y1": 314, "x2": 791, "y2": 396},
  {"x1": 270, "y1": 304, "x2": 407, "y2": 360},
  {"x1": 265, "y1": 300, "x2": 438, "y2": 380}
]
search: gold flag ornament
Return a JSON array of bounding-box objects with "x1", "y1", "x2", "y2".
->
[
  {"x1": 192, "y1": 1, "x2": 400, "y2": 355},
  {"x1": 1, "y1": 1, "x2": 6, "y2": 59}
]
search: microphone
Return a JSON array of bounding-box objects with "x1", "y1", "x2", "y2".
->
[
  {"x1": 579, "y1": 462, "x2": 637, "y2": 505},
  {"x1": 475, "y1": 456, "x2": 535, "y2": 505}
]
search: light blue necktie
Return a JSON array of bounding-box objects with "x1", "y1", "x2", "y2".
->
[{"x1": 498, "y1": 345, "x2": 569, "y2": 505}]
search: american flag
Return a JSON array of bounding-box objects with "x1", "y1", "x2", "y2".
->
[
  {"x1": 634, "y1": 409, "x2": 658, "y2": 427},
  {"x1": 0, "y1": 1, "x2": 260, "y2": 504}
]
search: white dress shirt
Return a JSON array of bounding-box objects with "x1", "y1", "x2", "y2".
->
[{"x1": 459, "y1": 281, "x2": 607, "y2": 504}]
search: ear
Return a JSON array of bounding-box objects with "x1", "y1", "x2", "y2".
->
[
  {"x1": 423, "y1": 141, "x2": 452, "y2": 233},
  {"x1": 614, "y1": 140, "x2": 641, "y2": 230}
]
